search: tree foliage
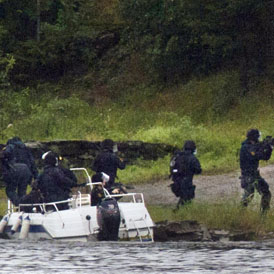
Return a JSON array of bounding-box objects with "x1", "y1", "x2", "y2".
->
[
  {"x1": 119, "y1": 0, "x2": 274, "y2": 86},
  {"x1": 0, "y1": 0, "x2": 273, "y2": 89},
  {"x1": 0, "y1": 0, "x2": 121, "y2": 82}
]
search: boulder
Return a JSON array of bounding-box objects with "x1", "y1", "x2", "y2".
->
[
  {"x1": 154, "y1": 220, "x2": 210, "y2": 242},
  {"x1": 154, "y1": 220, "x2": 257, "y2": 242},
  {"x1": 4, "y1": 140, "x2": 177, "y2": 169}
]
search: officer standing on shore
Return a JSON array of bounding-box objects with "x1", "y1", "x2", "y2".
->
[
  {"x1": 92, "y1": 139, "x2": 126, "y2": 191},
  {"x1": 170, "y1": 140, "x2": 202, "y2": 209},
  {"x1": 240, "y1": 129, "x2": 273, "y2": 213}
]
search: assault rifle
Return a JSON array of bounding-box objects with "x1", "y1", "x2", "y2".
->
[{"x1": 262, "y1": 136, "x2": 274, "y2": 146}]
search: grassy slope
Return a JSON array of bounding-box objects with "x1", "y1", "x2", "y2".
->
[
  {"x1": 0, "y1": 70, "x2": 274, "y2": 233},
  {"x1": 1, "y1": 70, "x2": 273, "y2": 182}
]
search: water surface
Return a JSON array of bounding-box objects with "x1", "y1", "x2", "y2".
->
[{"x1": 1, "y1": 239, "x2": 274, "y2": 273}]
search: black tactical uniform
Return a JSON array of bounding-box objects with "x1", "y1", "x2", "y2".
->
[
  {"x1": 0, "y1": 150, "x2": 32, "y2": 206},
  {"x1": 92, "y1": 139, "x2": 126, "y2": 190},
  {"x1": 37, "y1": 151, "x2": 77, "y2": 209},
  {"x1": 240, "y1": 129, "x2": 273, "y2": 212},
  {"x1": 38, "y1": 168, "x2": 64, "y2": 203},
  {"x1": 170, "y1": 140, "x2": 202, "y2": 209},
  {"x1": 58, "y1": 164, "x2": 78, "y2": 199},
  {"x1": 5, "y1": 137, "x2": 38, "y2": 180}
]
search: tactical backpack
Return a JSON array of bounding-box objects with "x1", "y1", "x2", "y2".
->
[{"x1": 169, "y1": 150, "x2": 182, "y2": 197}]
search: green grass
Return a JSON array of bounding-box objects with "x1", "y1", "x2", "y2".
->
[
  {"x1": 0, "y1": 69, "x2": 274, "y2": 220},
  {"x1": 1, "y1": 70, "x2": 274, "y2": 183},
  {"x1": 148, "y1": 198, "x2": 274, "y2": 237}
]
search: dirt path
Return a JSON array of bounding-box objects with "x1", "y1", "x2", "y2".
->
[{"x1": 133, "y1": 164, "x2": 274, "y2": 206}]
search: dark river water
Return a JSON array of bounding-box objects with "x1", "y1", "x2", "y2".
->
[{"x1": 1, "y1": 239, "x2": 274, "y2": 273}]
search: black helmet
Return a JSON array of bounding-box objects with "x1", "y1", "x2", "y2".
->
[
  {"x1": 101, "y1": 139, "x2": 114, "y2": 150},
  {"x1": 42, "y1": 151, "x2": 59, "y2": 166},
  {"x1": 246, "y1": 129, "x2": 260, "y2": 142},
  {"x1": 183, "y1": 140, "x2": 196, "y2": 153}
]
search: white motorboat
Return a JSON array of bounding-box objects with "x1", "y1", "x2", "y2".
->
[{"x1": 0, "y1": 168, "x2": 154, "y2": 242}]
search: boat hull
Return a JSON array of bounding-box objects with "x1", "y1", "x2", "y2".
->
[{"x1": 3, "y1": 202, "x2": 154, "y2": 242}]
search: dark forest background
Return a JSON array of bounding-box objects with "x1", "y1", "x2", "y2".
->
[
  {"x1": 0, "y1": 0, "x2": 273, "y2": 181},
  {"x1": 1, "y1": 0, "x2": 274, "y2": 91}
]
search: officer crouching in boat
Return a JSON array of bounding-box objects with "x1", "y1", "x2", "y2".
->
[
  {"x1": 36, "y1": 151, "x2": 78, "y2": 210},
  {"x1": 20, "y1": 151, "x2": 81, "y2": 212},
  {"x1": 240, "y1": 129, "x2": 273, "y2": 213},
  {"x1": 0, "y1": 148, "x2": 32, "y2": 206},
  {"x1": 170, "y1": 140, "x2": 202, "y2": 210},
  {"x1": 57, "y1": 155, "x2": 79, "y2": 199},
  {"x1": 92, "y1": 139, "x2": 126, "y2": 192}
]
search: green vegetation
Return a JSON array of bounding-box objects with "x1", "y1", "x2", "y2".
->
[
  {"x1": 148, "y1": 195, "x2": 274, "y2": 237},
  {"x1": 0, "y1": 1, "x2": 274, "y2": 231},
  {"x1": 0, "y1": 1, "x2": 273, "y2": 180},
  {"x1": 1, "y1": 72, "x2": 273, "y2": 184},
  {"x1": 0, "y1": 75, "x2": 274, "y2": 228}
]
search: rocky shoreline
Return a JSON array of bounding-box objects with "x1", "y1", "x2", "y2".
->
[{"x1": 154, "y1": 220, "x2": 260, "y2": 242}]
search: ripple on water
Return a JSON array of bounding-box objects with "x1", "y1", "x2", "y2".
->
[{"x1": 1, "y1": 240, "x2": 274, "y2": 273}]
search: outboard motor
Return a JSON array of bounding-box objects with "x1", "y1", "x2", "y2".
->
[{"x1": 97, "y1": 198, "x2": 121, "y2": 241}]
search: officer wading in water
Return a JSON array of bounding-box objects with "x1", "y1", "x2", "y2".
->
[
  {"x1": 170, "y1": 140, "x2": 202, "y2": 210},
  {"x1": 240, "y1": 129, "x2": 273, "y2": 213}
]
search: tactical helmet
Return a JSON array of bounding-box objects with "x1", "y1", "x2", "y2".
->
[
  {"x1": 42, "y1": 151, "x2": 59, "y2": 166},
  {"x1": 246, "y1": 129, "x2": 260, "y2": 142},
  {"x1": 101, "y1": 139, "x2": 114, "y2": 150},
  {"x1": 183, "y1": 140, "x2": 196, "y2": 153}
]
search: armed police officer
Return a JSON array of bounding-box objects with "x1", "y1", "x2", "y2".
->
[
  {"x1": 0, "y1": 148, "x2": 32, "y2": 206},
  {"x1": 57, "y1": 155, "x2": 79, "y2": 199},
  {"x1": 240, "y1": 129, "x2": 273, "y2": 213},
  {"x1": 37, "y1": 151, "x2": 78, "y2": 209},
  {"x1": 4, "y1": 137, "x2": 38, "y2": 181},
  {"x1": 170, "y1": 140, "x2": 202, "y2": 209},
  {"x1": 92, "y1": 139, "x2": 126, "y2": 192}
]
